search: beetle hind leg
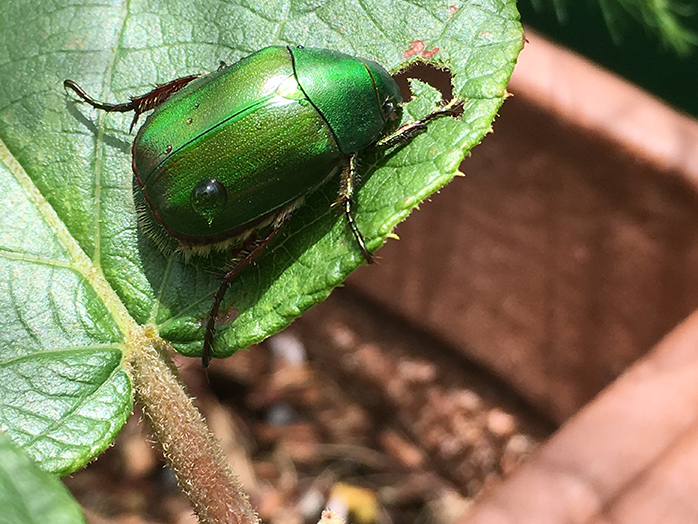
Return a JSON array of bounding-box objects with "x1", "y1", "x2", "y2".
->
[
  {"x1": 64, "y1": 74, "x2": 200, "y2": 132},
  {"x1": 336, "y1": 154, "x2": 373, "y2": 264}
]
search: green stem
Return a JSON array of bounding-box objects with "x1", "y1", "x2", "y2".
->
[{"x1": 127, "y1": 329, "x2": 258, "y2": 524}]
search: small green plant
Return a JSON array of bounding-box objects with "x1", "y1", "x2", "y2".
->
[{"x1": 529, "y1": 0, "x2": 697, "y2": 55}]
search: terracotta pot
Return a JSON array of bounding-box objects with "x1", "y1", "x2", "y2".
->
[
  {"x1": 348, "y1": 29, "x2": 698, "y2": 423},
  {"x1": 345, "y1": 29, "x2": 698, "y2": 523}
]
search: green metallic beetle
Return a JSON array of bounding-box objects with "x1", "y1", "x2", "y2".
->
[{"x1": 64, "y1": 45, "x2": 459, "y2": 365}]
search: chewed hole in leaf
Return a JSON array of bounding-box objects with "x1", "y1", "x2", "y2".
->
[{"x1": 393, "y1": 62, "x2": 454, "y2": 104}]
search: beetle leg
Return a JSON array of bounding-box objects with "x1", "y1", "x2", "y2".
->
[
  {"x1": 337, "y1": 99, "x2": 462, "y2": 265},
  {"x1": 373, "y1": 98, "x2": 463, "y2": 150},
  {"x1": 201, "y1": 219, "x2": 289, "y2": 367},
  {"x1": 64, "y1": 74, "x2": 200, "y2": 132},
  {"x1": 336, "y1": 154, "x2": 373, "y2": 264}
]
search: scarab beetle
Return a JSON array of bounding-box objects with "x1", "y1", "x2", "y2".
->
[{"x1": 64, "y1": 45, "x2": 460, "y2": 366}]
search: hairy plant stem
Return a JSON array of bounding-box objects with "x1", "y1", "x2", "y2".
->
[{"x1": 127, "y1": 329, "x2": 258, "y2": 524}]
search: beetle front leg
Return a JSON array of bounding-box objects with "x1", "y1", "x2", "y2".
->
[
  {"x1": 373, "y1": 98, "x2": 463, "y2": 150},
  {"x1": 336, "y1": 154, "x2": 373, "y2": 264}
]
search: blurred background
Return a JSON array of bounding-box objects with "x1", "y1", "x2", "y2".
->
[
  {"x1": 519, "y1": 0, "x2": 698, "y2": 117},
  {"x1": 66, "y1": 2, "x2": 698, "y2": 523}
]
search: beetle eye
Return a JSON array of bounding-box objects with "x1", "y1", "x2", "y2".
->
[
  {"x1": 383, "y1": 99, "x2": 400, "y2": 121},
  {"x1": 191, "y1": 178, "x2": 228, "y2": 220}
]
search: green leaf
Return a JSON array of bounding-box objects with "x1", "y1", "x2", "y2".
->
[
  {"x1": 0, "y1": 154, "x2": 132, "y2": 475},
  {"x1": 0, "y1": 431, "x2": 86, "y2": 524},
  {"x1": 0, "y1": 0, "x2": 522, "y2": 469}
]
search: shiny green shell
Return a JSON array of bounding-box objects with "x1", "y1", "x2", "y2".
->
[{"x1": 133, "y1": 45, "x2": 403, "y2": 244}]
